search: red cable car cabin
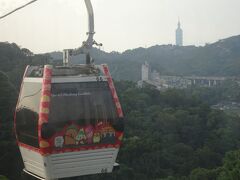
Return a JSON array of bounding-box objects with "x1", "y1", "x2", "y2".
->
[{"x1": 14, "y1": 64, "x2": 124, "y2": 179}]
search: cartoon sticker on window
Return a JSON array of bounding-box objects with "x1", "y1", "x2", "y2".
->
[
  {"x1": 51, "y1": 122, "x2": 117, "y2": 148},
  {"x1": 55, "y1": 136, "x2": 64, "y2": 148},
  {"x1": 85, "y1": 125, "x2": 94, "y2": 144},
  {"x1": 100, "y1": 126, "x2": 116, "y2": 144},
  {"x1": 64, "y1": 124, "x2": 78, "y2": 145},
  {"x1": 76, "y1": 128, "x2": 87, "y2": 145},
  {"x1": 93, "y1": 131, "x2": 101, "y2": 144}
]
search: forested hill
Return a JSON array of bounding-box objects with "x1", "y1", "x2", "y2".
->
[
  {"x1": 1, "y1": 79, "x2": 240, "y2": 179},
  {"x1": 1, "y1": 41, "x2": 240, "y2": 179},
  {"x1": 0, "y1": 42, "x2": 50, "y2": 87},
  {"x1": 49, "y1": 35, "x2": 240, "y2": 81},
  {"x1": 1, "y1": 35, "x2": 239, "y2": 82}
]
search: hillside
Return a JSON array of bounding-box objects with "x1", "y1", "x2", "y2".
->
[
  {"x1": 49, "y1": 35, "x2": 240, "y2": 81},
  {"x1": 1, "y1": 40, "x2": 240, "y2": 179},
  {"x1": 1, "y1": 80, "x2": 240, "y2": 179},
  {"x1": 0, "y1": 42, "x2": 50, "y2": 87}
]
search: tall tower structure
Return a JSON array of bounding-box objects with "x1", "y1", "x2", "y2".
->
[{"x1": 176, "y1": 20, "x2": 183, "y2": 46}]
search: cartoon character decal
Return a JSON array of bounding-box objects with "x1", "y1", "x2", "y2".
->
[
  {"x1": 64, "y1": 124, "x2": 78, "y2": 145},
  {"x1": 85, "y1": 125, "x2": 94, "y2": 144},
  {"x1": 93, "y1": 131, "x2": 101, "y2": 144},
  {"x1": 75, "y1": 128, "x2": 87, "y2": 145},
  {"x1": 100, "y1": 126, "x2": 116, "y2": 144},
  {"x1": 55, "y1": 136, "x2": 64, "y2": 148},
  {"x1": 48, "y1": 122, "x2": 120, "y2": 150}
]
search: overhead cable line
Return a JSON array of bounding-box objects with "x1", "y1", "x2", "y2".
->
[{"x1": 0, "y1": 0, "x2": 39, "y2": 20}]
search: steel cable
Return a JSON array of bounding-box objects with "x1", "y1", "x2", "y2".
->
[{"x1": 0, "y1": 0, "x2": 39, "y2": 20}]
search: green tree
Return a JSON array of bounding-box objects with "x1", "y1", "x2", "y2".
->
[{"x1": 218, "y1": 150, "x2": 240, "y2": 180}]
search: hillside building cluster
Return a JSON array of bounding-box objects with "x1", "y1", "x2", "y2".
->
[{"x1": 138, "y1": 62, "x2": 228, "y2": 91}]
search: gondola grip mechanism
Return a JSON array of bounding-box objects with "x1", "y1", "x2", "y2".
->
[{"x1": 63, "y1": 0, "x2": 102, "y2": 66}]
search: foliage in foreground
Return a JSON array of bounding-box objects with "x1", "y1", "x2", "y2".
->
[{"x1": 1, "y1": 79, "x2": 240, "y2": 179}]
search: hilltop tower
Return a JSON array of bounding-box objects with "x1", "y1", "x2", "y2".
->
[{"x1": 176, "y1": 20, "x2": 183, "y2": 46}]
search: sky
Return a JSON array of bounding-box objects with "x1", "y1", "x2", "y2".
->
[{"x1": 0, "y1": 0, "x2": 240, "y2": 54}]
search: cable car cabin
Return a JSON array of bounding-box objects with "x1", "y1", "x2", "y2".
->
[{"x1": 14, "y1": 64, "x2": 124, "y2": 180}]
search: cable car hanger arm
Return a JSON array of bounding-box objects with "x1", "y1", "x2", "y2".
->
[
  {"x1": 73, "y1": 0, "x2": 95, "y2": 53},
  {"x1": 63, "y1": 0, "x2": 102, "y2": 65}
]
